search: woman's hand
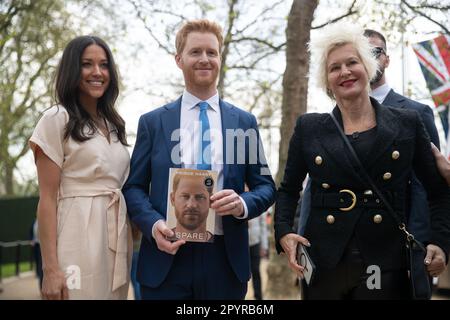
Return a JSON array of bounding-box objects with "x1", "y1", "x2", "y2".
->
[
  {"x1": 425, "y1": 244, "x2": 447, "y2": 277},
  {"x1": 41, "y1": 267, "x2": 69, "y2": 300},
  {"x1": 279, "y1": 233, "x2": 311, "y2": 279}
]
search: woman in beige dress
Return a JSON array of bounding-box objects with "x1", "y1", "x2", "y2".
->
[{"x1": 29, "y1": 36, "x2": 132, "y2": 300}]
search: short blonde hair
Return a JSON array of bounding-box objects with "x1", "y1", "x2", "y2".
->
[
  {"x1": 309, "y1": 22, "x2": 379, "y2": 99},
  {"x1": 175, "y1": 19, "x2": 224, "y2": 54}
]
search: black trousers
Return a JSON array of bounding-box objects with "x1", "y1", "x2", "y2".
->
[
  {"x1": 301, "y1": 239, "x2": 411, "y2": 300},
  {"x1": 250, "y1": 243, "x2": 262, "y2": 300}
]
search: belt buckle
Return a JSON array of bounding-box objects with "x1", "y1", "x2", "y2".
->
[{"x1": 339, "y1": 189, "x2": 356, "y2": 211}]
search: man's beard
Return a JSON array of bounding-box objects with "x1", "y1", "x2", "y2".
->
[{"x1": 370, "y1": 67, "x2": 384, "y2": 86}]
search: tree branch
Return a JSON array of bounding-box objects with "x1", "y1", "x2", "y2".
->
[
  {"x1": 228, "y1": 49, "x2": 280, "y2": 70},
  {"x1": 247, "y1": 74, "x2": 282, "y2": 113},
  {"x1": 12, "y1": 134, "x2": 32, "y2": 163},
  {"x1": 235, "y1": 0, "x2": 286, "y2": 34},
  {"x1": 401, "y1": 0, "x2": 450, "y2": 34},
  {"x1": 218, "y1": 0, "x2": 239, "y2": 97},
  {"x1": 312, "y1": 0, "x2": 358, "y2": 29},
  {"x1": 128, "y1": 0, "x2": 178, "y2": 55},
  {"x1": 230, "y1": 37, "x2": 285, "y2": 51}
]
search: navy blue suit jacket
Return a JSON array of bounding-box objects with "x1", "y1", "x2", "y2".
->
[{"x1": 123, "y1": 97, "x2": 276, "y2": 288}]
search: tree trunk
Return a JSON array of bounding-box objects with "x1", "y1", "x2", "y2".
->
[
  {"x1": 218, "y1": 0, "x2": 238, "y2": 98},
  {"x1": 276, "y1": 0, "x2": 317, "y2": 184},
  {"x1": 265, "y1": 0, "x2": 318, "y2": 299},
  {"x1": 5, "y1": 164, "x2": 14, "y2": 196}
]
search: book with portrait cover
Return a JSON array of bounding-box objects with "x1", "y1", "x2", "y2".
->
[{"x1": 166, "y1": 168, "x2": 218, "y2": 243}]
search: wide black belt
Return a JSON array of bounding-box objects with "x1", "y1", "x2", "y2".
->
[{"x1": 312, "y1": 189, "x2": 400, "y2": 211}]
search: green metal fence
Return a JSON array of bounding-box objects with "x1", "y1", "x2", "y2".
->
[{"x1": 0, "y1": 196, "x2": 39, "y2": 265}]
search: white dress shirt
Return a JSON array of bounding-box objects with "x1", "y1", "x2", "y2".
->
[
  {"x1": 152, "y1": 90, "x2": 248, "y2": 238},
  {"x1": 370, "y1": 83, "x2": 391, "y2": 104},
  {"x1": 179, "y1": 90, "x2": 224, "y2": 181}
]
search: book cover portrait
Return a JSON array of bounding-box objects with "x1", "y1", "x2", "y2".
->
[{"x1": 166, "y1": 168, "x2": 217, "y2": 242}]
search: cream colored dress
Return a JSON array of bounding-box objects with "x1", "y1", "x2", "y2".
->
[{"x1": 29, "y1": 106, "x2": 132, "y2": 299}]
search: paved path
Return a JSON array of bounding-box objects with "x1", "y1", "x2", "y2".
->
[
  {"x1": 0, "y1": 272, "x2": 135, "y2": 300},
  {"x1": 0, "y1": 272, "x2": 41, "y2": 300},
  {"x1": 1, "y1": 260, "x2": 448, "y2": 300}
]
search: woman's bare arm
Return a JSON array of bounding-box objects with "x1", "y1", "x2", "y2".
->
[{"x1": 35, "y1": 146, "x2": 68, "y2": 300}]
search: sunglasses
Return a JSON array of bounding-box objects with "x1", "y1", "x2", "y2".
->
[{"x1": 372, "y1": 46, "x2": 386, "y2": 58}]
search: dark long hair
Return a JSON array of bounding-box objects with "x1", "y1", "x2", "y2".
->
[{"x1": 54, "y1": 35, "x2": 128, "y2": 145}]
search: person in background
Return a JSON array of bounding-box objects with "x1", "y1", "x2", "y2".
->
[
  {"x1": 363, "y1": 28, "x2": 440, "y2": 243},
  {"x1": 248, "y1": 211, "x2": 268, "y2": 300}
]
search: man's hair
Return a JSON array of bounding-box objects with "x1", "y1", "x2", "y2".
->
[
  {"x1": 172, "y1": 172, "x2": 214, "y2": 195},
  {"x1": 363, "y1": 29, "x2": 387, "y2": 50},
  {"x1": 309, "y1": 22, "x2": 379, "y2": 100},
  {"x1": 175, "y1": 19, "x2": 223, "y2": 54}
]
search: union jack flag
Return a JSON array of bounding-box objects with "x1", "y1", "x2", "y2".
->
[
  {"x1": 413, "y1": 35, "x2": 450, "y2": 159},
  {"x1": 412, "y1": 35, "x2": 450, "y2": 108}
]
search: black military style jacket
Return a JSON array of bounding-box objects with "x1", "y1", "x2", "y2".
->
[{"x1": 275, "y1": 98, "x2": 450, "y2": 272}]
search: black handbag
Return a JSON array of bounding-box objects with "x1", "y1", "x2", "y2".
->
[{"x1": 330, "y1": 113, "x2": 432, "y2": 300}]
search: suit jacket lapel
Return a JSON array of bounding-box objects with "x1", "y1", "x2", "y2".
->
[
  {"x1": 365, "y1": 98, "x2": 399, "y2": 168},
  {"x1": 220, "y1": 99, "x2": 238, "y2": 188},
  {"x1": 321, "y1": 98, "x2": 400, "y2": 181},
  {"x1": 319, "y1": 108, "x2": 366, "y2": 185},
  {"x1": 161, "y1": 97, "x2": 182, "y2": 168}
]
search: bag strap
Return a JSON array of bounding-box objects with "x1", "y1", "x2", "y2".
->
[{"x1": 329, "y1": 112, "x2": 415, "y2": 242}]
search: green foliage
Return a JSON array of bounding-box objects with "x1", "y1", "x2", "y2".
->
[
  {"x1": 0, "y1": 0, "x2": 76, "y2": 195},
  {"x1": 1, "y1": 262, "x2": 33, "y2": 279}
]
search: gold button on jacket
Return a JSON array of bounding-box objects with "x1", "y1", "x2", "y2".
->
[
  {"x1": 326, "y1": 215, "x2": 335, "y2": 224},
  {"x1": 315, "y1": 156, "x2": 323, "y2": 165},
  {"x1": 392, "y1": 151, "x2": 400, "y2": 160},
  {"x1": 373, "y1": 214, "x2": 383, "y2": 224}
]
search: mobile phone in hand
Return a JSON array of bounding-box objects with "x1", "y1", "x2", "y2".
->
[{"x1": 296, "y1": 243, "x2": 316, "y2": 285}]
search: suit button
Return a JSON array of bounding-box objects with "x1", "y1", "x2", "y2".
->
[
  {"x1": 322, "y1": 183, "x2": 330, "y2": 189},
  {"x1": 326, "y1": 215, "x2": 335, "y2": 224},
  {"x1": 315, "y1": 156, "x2": 323, "y2": 165},
  {"x1": 373, "y1": 214, "x2": 383, "y2": 224},
  {"x1": 383, "y1": 172, "x2": 392, "y2": 180},
  {"x1": 392, "y1": 151, "x2": 400, "y2": 160}
]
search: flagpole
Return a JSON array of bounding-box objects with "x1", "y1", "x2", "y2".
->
[
  {"x1": 447, "y1": 103, "x2": 450, "y2": 160},
  {"x1": 400, "y1": 2, "x2": 406, "y2": 96}
]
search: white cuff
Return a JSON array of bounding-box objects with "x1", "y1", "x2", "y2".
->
[
  {"x1": 152, "y1": 219, "x2": 165, "y2": 239},
  {"x1": 235, "y1": 196, "x2": 248, "y2": 219}
]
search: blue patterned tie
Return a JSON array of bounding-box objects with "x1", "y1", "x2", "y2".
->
[{"x1": 197, "y1": 101, "x2": 211, "y2": 170}]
